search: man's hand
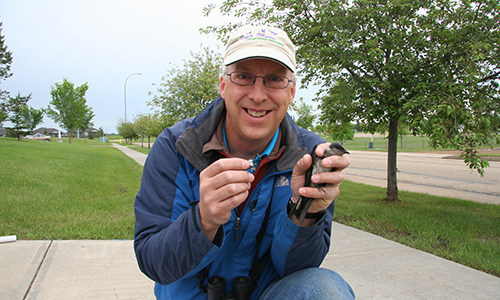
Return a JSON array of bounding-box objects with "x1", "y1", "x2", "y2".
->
[
  {"x1": 199, "y1": 158, "x2": 254, "y2": 241},
  {"x1": 290, "y1": 143, "x2": 350, "y2": 226}
]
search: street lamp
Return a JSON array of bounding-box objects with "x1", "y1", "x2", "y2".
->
[{"x1": 124, "y1": 72, "x2": 142, "y2": 123}]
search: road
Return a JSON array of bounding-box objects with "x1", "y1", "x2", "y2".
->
[{"x1": 343, "y1": 151, "x2": 500, "y2": 205}]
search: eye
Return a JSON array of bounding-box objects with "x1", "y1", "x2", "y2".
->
[
  {"x1": 236, "y1": 72, "x2": 253, "y2": 80},
  {"x1": 267, "y1": 75, "x2": 285, "y2": 83}
]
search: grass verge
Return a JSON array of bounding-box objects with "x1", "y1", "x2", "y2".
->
[
  {"x1": 0, "y1": 138, "x2": 142, "y2": 239},
  {"x1": 325, "y1": 134, "x2": 500, "y2": 153},
  {"x1": 335, "y1": 180, "x2": 500, "y2": 277}
]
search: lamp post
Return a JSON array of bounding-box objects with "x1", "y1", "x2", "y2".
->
[{"x1": 124, "y1": 72, "x2": 142, "y2": 123}]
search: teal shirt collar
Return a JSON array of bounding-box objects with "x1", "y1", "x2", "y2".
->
[{"x1": 223, "y1": 120, "x2": 279, "y2": 173}]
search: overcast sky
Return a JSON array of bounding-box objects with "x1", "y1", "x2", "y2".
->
[{"x1": 1, "y1": 0, "x2": 315, "y2": 133}]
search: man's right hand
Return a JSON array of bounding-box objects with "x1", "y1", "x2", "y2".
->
[{"x1": 199, "y1": 158, "x2": 254, "y2": 242}]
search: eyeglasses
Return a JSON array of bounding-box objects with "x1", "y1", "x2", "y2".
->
[{"x1": 226, "y1": 71, "x2": 293, "y2": 89}]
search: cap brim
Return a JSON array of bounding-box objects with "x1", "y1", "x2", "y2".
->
[{"x1": 224, "y1": 47, "x2": 295, "y2": 73}]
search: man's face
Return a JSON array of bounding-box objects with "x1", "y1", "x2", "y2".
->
[{"x1": 220, "y1": 59, "x2": 296, "y2": 151}]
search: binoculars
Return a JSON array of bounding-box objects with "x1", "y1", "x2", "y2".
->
[{"x1": 207, "y1": 276, "x2": 253, "y2": 300}]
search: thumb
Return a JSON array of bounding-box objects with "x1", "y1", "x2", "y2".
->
[{"x1": 290, "y1": 154, "x2": 312, "y2": 199}]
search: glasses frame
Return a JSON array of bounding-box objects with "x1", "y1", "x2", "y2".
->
[{"x1": 226, "y1": 71, "x2": 293, "y2": 89}]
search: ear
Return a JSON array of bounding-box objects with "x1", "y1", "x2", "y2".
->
[
  {"x1": 219, "y1": 75, "x2": 226, "y2": 99},
  {"x1": 289, "y1": 81, "x2": 296, "y2": 105}
]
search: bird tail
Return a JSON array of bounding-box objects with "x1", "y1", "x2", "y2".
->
[{"x1": 288, "y1": 197, "x2": 312, "y2": 224}]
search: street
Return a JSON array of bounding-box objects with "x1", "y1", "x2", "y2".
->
[{"x1": 343, "y1": 151, "x2": 500, "y2": 205}]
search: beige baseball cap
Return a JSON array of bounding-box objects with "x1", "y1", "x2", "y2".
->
[{"x1": 224, "y1": 25, "x2": 296, "y2": 73}]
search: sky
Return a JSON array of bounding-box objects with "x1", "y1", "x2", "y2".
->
[
  {"x1": 0, "y1": 0, "x2": 316, "y2": 133},
  {"x1": 0, "y1": 0, "x2": 222, "y2": 133}
]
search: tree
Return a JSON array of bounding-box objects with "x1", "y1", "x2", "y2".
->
[
  {"x1": 326, "y1": 122, "x2": 355, "y2": 145},
  {"x1": 0, "y1": 107, "x2": 7, "y2": 124},
  {"x1": 79, "y1": 109, "x2": 95, "y2": 143},
  {"x1": 134, "y1": 113, "x2": 150, "y2": 147},
  {"x1": 3, "y1": 93, "x2": 31, "y2": 140},
  {"x1": 148, "y1": 46, "x2": 223, "y2": 127},
  {"x1": 134, "y1": 113, "x2": 166, "y2": 148},
  {"x1": 203, "y1": 0, "x2": 500, "y2": 201},
  {"x1": 47, "y1": 78, "x2": 92, "y2": 144},
  {"x1": 117, "y1": 120, "x2": 138, "y2": 144},
  {"x1": 21, "y1": 105, "x2": 45, "y2": 135},
  {"x1": 0, "y1": 22, "x2": 13, "y2": 103},
  {"x1": 290, "y1": 98, "x2": 316, "y2": 130},
  {"x1": 0, "y1": 22, "x2": 13, "y2": 124}
]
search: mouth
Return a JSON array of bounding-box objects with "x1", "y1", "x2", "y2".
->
[{"x1": 246, "y1": 109, "x2": 269, "y2": 118}]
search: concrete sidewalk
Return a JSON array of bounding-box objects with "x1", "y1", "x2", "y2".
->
[
  {"x1": 1, "y1": 223, "x2": 499, "y2": 299},
  {"x1": 1, "y1": 144, "x2": 498, "y2": 299}
]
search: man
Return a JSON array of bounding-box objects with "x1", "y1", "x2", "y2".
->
[{"x1": 134, "y1": 25, "x2": 354, "y2": 299}]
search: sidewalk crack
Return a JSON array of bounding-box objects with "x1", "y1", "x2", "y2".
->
[{"x1": 23, "y1": 240, "x2": 53, "y2": 300}]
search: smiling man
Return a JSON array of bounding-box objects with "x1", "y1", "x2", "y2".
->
[{"x1": 134, "y1": 25, "x2": 355, "y2": 300}]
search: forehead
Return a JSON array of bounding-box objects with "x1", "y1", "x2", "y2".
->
[{"x1": 228, "y1": 58, "x2": 290, "y2": 75}]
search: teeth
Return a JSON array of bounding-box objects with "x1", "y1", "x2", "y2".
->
[{"x1": 247, "y1": 109, "x2": 267, "y2": 117}]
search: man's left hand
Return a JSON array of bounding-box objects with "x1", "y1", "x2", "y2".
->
[{"x1": 290, "y1": 143, "x2": 350, "y2": 225}]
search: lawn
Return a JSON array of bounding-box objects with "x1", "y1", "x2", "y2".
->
[
  {"x1": 0, "y1": 138, "x2": 142, "y2": 239},
  {"x1": 0, "y1": 137, "x2": 498, "y2": 277}
]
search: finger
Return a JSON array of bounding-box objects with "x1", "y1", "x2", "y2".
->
[
  {"x1": 200, "y1": 161, "x2": 254, "y2": 193},
  {"x1": 204, "y1": 185, "x2": 250, "y2": 216},
  {"x1": 214, "y1": 181, "x2": 252, "y2": 203},
  {"x1": 200, "y1": 171, "x2": 253, "y2": 204},
  {"x1": 202, "y1": 158, "x2": 250, "y2": 178},
  {"x1": 215, "y1": 188, "x2": 250, "y2": 212},
  {"x1": 310, "y1": 170, "x2": 345, "y2": 187},
  {"x1": 211, "y1": 169, "x2": 254, "y2": 186},
  {"x1": 290, "y1": 154, "x2": 312, "y2": 201},
  {"x1": 314, "y1": 143, "x2": 332, "y2": 157},
  {"x1": 299, "y1": 184, "x2": 340, "y2": 201},
  {"x1": 293, "y1": 154, "x2": 312, "y2": 176},
  {"x1": 322, "y1": 153, "x2": 351, "y2": 170},
  {"x1": 299, "y1": 183, "x2": 340, "y2": 213}
]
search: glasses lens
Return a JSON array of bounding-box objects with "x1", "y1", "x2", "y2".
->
[
  {"x1": 230, "y1": 72, "x2": 255, "y2": 86},
  {"x1": 264, "y1": 75, "x2": 289, "y2": 88},
  {"x1": 228, "y1": 72, "x2": 290, "y2": 89}
]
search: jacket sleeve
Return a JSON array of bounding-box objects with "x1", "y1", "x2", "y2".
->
[{"x1": 133, "y1": 129, "x2": 222, "y2": 284}]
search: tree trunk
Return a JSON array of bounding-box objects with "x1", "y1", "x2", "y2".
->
[{"x1": 386, "y1": 117, "x2": 399, "y2": 201}]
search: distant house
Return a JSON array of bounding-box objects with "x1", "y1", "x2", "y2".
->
[
  {"x1": 31, "y1": 127, "x2": 101, "y2": 138},
  {"x1": 74, "y1": 127, "x2": 99, "y2": 138},
  {"x1": 84, "y1": 127, "x2": 99, "y2": 137},
  {"x1": 33, "y1": 127, "x2": 61, "y2": 137},
  {"x1": 0, "y1": 127, "x2": 6, "y2": 137}
]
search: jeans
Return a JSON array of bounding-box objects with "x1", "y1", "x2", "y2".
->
[{"x1": 259, "y1": 268, "x2": 355, "y2": 300}]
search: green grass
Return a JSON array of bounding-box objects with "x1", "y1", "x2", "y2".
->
[
  {"x1": 0, "y1": 136, "x2": 498, "y2": 276},
  {"x1": 335, "y1": 180, "x2": 500, "y2": 277},
  {"x1": 325, "y1": 134, "x2": 500, "y2": 152},
  {"x1": 332, "y1": 135, "x2": 432, "y2": 151},
  {"x1": 0, "y1": 138, "x2": 142, "y2": 239}
]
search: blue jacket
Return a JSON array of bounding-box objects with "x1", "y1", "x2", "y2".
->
[{"x1": 134, "y1": 97, "x2": 334, "y2": 299}]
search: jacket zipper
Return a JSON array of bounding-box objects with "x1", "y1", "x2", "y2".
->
[
  {"x1": 234, "y1": 215, "x2": 241, "y2": 241},
  {"x1": 222, "y1": 170, "x2": 291, "y2": 289}
]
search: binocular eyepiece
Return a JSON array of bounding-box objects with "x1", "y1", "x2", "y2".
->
[{"x1": 207, "y1": 276, "x2": 252, "y2": 300}]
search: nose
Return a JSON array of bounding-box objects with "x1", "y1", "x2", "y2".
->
[{"x1": 248, "y1": 77, "x2": 267, "y2": 103}]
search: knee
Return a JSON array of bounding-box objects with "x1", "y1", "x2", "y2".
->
[
  {"x1": 260, "y1": 268, "x2": 355, "y2": 300},
  {"x1": 301, "y1": 268, "x2": 355, "y2": 299}
]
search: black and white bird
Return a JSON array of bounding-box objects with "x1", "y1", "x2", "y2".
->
[{"x1": 288, "y1": 143, "x2": 350, "y2": 224}]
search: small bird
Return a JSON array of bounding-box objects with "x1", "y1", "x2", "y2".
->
[{"x1": 289, "y1": 143, "x2": 350, "y2": 224}]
